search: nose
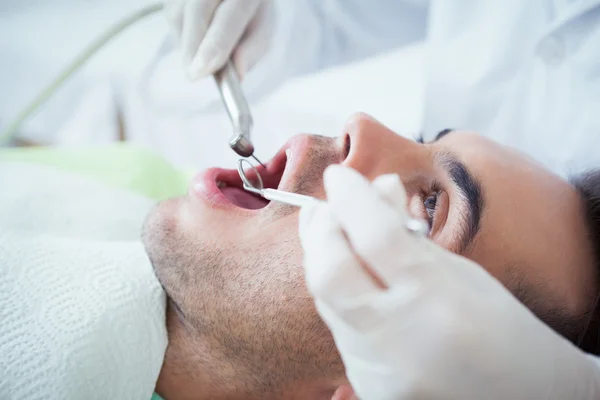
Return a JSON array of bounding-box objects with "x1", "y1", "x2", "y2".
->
[{"x1": 341, "y1": 113, "x2": 426, "y2": 181}]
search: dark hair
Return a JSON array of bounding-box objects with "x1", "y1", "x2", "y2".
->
[{"x1": 570, "y1": 169, "x2": 600, "y2": 354}]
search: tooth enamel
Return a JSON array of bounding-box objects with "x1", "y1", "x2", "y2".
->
[
  {"x1": 216, "y1": 181, "x2": 225, "y2": 188},
  {"x1": 285, "y1": 148, "x2": 291, "y2": 159}
]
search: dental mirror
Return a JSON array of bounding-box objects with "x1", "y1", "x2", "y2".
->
[{"x1": 237, "y1": 158, "x2": 264, "y2": 195}]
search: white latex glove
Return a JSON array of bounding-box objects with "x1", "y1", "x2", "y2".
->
[
  {"x1": 299, "y1": 165, "x2": 600, "y2": 400},
  {"x1": 164, "y1": 0, "x2": 274, "y2": 80}
]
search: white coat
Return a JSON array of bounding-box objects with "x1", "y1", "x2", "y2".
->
[{"x1": 264, "y1": 0, "x2": 600, "y2": 176}]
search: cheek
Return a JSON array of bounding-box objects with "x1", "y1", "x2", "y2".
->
[
  {"x1": 179, "y1": 203, "x2": 248, "y2": 235},
  {"x1": 455, "y1": 233, "x2": 507, "y2": 284},
  {"x1": 235, "y1": 217, "x2": 307, "y2": 298}
]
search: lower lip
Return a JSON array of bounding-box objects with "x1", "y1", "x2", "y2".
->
[{"x1": 189, "y1": 168, "x2": 239, "y2": 209}]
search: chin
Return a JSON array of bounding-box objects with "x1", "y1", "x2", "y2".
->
[{"x1": 141, "y1": 198, "x2": 182, "y2": 270}]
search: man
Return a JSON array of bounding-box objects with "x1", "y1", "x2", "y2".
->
[{"x1": 143, "y1": 113, "x2": 600, "y2": 400}]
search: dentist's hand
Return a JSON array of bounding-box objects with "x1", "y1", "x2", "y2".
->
[
  {"x1": 164, "y1": 0, "x2": 274, "y2": 80},
  {"x1": 299, "y1": 165, "x2": 600, "y2": 400}
]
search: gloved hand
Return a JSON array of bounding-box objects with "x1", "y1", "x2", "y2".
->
[
  {"x1": 164, "y1": 0, "x2": 274, "y2": 80},
  {"x1": 299, "y1": 165, "x2": 600, "y2": 400}
]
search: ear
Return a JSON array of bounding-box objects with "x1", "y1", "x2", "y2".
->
[{"x1": 331, "y1": 384, "x2": 357, "y2": 400}]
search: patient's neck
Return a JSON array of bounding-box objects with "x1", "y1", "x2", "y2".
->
[{"x1": 155, "y1": 304, "x2": 340, "y2": 400}]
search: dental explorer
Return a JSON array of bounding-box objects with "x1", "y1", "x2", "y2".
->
[
  {"x1": 236, "y1": 159, "x2": 430, "y2": 236},
  {"x1": 213, "y1": 61, "x2": 265, "y2": 167}
]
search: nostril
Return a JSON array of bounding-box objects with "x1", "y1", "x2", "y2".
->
[{"x1": 343, "y1": 133, "x2": 351, "y2": 161}]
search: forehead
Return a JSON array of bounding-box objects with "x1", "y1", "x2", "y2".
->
[
  {"x1": 434, "y1": 132, "x2": 570, "y2": 201},
  {"x1": 435, "y1": 132, "x2": 542, "y2": 173},
  {"x1": 432, "y1": 132, "x2": 592, "y2": 308}
]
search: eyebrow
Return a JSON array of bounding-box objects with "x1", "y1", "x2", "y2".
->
[
  {"x1": 434, "y1": 128, "x2": 454, "y2": 141},
  {"x1": 415, "y1": 128, "x2": 453, "y2": 144},
  {"x1": 429, "y1": 130, "x2": 485, "y2": 254}
]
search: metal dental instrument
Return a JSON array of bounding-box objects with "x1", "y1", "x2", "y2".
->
[
  {"x1": 236, "y1": 159, "x2": 430, "y2": 236},
  {"x1": 237, "y1": 159, "x2": 319, "y2": 207},
  {"x1": 213, "y1": 60, "x2": 265, "y2": 167}
]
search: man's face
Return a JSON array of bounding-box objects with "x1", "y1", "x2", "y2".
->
[{"x1": 143, "y1": 113, "x2": 596, "y2": 397}]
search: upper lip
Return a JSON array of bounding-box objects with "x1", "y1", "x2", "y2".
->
[
  {"x1": 214, "y1": 142, "x2": 291, "y2": 192},
  {"x1": 215, "y1": 137, "x2": 308, "y2": 195},
  {"x1": 207, "y1": 136, "x2": 310, "y2": 211},
  {"x1": 190, "y1": 134, "x2": 323, "y2": 212},
  {"x1": 272, "y1": 135, "x2": 312, "y2": 192}
]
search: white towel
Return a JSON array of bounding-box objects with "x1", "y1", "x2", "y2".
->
[{"x1": 0, "y1": 162, "x2": 167, "y2": 400}]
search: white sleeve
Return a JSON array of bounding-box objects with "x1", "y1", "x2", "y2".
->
[{"x1": 247, "y1": 0, "x2": 428, "y2": 96}]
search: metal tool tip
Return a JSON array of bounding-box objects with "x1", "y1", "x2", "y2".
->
[{"x1": 251, "y1": 154, "x2": 266, "y2": 168}]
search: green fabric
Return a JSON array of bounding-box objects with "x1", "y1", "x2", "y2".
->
[
  {"x1": 0, "y1": 144, "x2": 192, "y2": 400},
  {"x1": 0, "y1": 144, "x2": 193, "y2": 201}
]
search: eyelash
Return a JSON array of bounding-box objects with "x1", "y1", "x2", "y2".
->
[{"x1": 423, "y1": 181, "x2": 442, "y2": 231}]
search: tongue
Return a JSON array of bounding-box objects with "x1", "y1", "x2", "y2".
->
[{"x1": 220, "y1": 186, "x2": 269, "y2": 209}]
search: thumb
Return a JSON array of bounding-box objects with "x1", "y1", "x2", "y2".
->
[{"x1": 370, "y1": 173, "x2": 408, "y2": 213}]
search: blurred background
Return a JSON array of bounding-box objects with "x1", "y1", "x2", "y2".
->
[{"x1": 0, "y1": 0, "x2": 426, "y2": 171}]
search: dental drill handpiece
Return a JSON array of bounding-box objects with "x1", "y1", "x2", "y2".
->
[{"x1": 213, "y1": 60, "x2": 265, "y2": 167}]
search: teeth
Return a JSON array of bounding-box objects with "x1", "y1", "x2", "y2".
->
[
  {"x1": 285, "y1": 148, "x2": 291, "y2": 159},
  {"x1": 216, "y1": 181, "x2": 226, "y2": 188}
]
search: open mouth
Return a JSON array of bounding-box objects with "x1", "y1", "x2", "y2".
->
[{"x1": 214, "y1": 149, "x2": 288, "y2": 210}]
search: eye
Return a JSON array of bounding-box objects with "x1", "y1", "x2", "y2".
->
[{"x1": 424, "y1": 194, "x2": 438, "y2": 222}]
